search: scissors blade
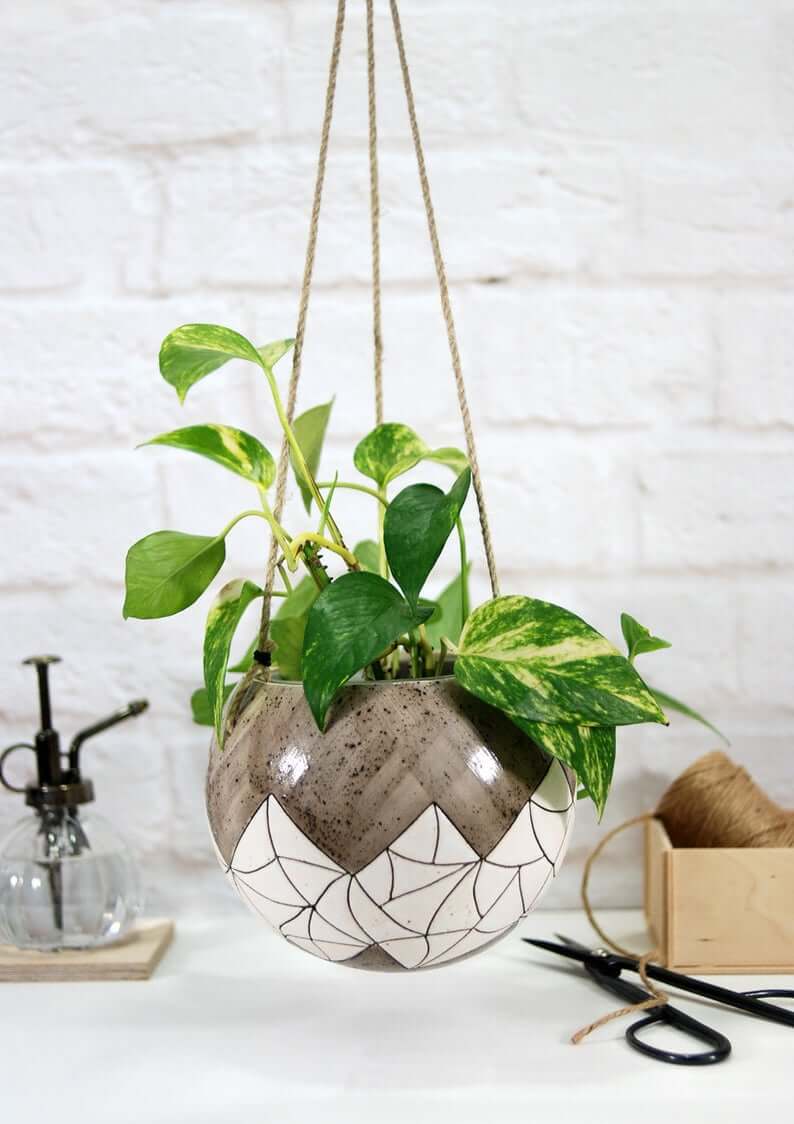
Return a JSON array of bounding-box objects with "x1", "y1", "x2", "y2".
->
[
  {"x1": 554, "y1": 933, "x2": 593, "y2": 953},
  {"x1": 522, "y1": 937, "x2": 600, "y2": 967}
]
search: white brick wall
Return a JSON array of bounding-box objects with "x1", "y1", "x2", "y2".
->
[{"x1": 1, "y1": 1, "x2": 793, "y2": 919}]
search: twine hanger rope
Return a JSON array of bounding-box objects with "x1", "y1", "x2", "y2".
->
[
  {"x1": 571, "y1": 750, "x2": 794, "y2": 1044},
  {"x1": 258, "y1": 0, "x2": 500, "y2": 652}
]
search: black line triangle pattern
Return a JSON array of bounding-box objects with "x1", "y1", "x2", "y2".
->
[{"x1": 212, "y1": 759, "x2": 574, "y2": 970}]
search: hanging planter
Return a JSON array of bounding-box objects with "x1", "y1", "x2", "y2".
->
[
  {"x1": 206, "y1": 674, "x2": 575, "y2": 969},
  {"x1": 124, "y1": 0, "x2": 719, "y2": 971}
]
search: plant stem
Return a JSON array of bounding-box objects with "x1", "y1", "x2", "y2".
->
[
  {"x1": 456, "y1": 518, "x2": 470, "y2": 623},
  {"x1": 277, "y1": 562, "x2": 293, "y2": 595},
  {"x1": 259, "y1": 493, "x2": 295, "y2": 563},
  {"x1": 409, "y1": 633, "x2": 420, "y2": 678},
  {"x1": 288, "y1": 532, "x2": 359, "y2": 570},
  {"x1": 435, "y1": 638, "x2": 449, "y2": 676},
  {"x1": 317, "y1": 480, "x2": 386, "y2": 506},
  {"x1": 418, "y1": 624, "x2": 433, "y2": 662},
  {"x1": 218, "y1": 509, "x2": 268, "y2": 538},
  {"x1": 259, "y1": 362, "x2": 347, "y2": 549},
  {"x1": 377, "y1": 485, "x2": 388, "y2": 578},
  {"x1": 317, "y1": 473, "x2": 338, "y2": 537}
]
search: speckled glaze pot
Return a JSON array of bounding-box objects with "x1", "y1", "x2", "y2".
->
[{"x1": 206, "y1": 667, "x2": 575, "y2": 971}]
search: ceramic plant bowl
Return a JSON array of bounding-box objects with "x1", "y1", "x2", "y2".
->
[{"x1": 206, "y1": 668, "x2": 575, "y2": 971}]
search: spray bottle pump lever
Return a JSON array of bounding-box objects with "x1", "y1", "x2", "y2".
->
[{"x1": 68, "y1": 700, "x2": 149, "y2": 777}]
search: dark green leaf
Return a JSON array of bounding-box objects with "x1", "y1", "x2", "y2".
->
[
  {"x1": 123, "y1": 531, "x2": 225, "y2": 620},
  {"x1": 509, "y1": 715, "x2": 616, "y2": 819},
  {"x1": 270, "y1": 616, "x2": 307, "y2": 680},
  {"x1": 384, "y1": 469, "x2": 471, "y2": 610},
  {"x1": 191, "y1": 683, "x2": 235, "y2": 727},
  {"x1": 353, "y1": 539, "x2": 381, "y2": 573},
  {"x1": 621, "y1": 612, "x2": 672, "y2": 663},
  {"x1": 204, "y1": 579, "x2": 263, "y2": 743},
  {"x1": 424, "y1": 565, "x2": 471, "y2": 648},
  {"x1": 159, "y1": 324, "x2": 293, "y2": 403},
  {"x1": 651, "y1": 688, "x2": 729, "y2": 745},
  {"x1": 353, "y1": 423, "x2": 467, "y2": 488},
  {"x1": 141, "y1": 424, "x2": 276, "y2": 489},
  {"x1": 291, "y1": 401, "x2": 333, "y2": 512},
  {"x1": 302, "y1": 572, "x2": 433, "y2": 729},
  {"x1": 270, "y1": 577, "x2": 320, "y2": 681},
  {"x1": 455, "y1": 596, "x2": 666, "y2": 727}
]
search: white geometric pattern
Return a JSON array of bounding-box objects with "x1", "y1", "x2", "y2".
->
[{"x1": 212, "y1": 759, "x2": 575, "y2": 970}]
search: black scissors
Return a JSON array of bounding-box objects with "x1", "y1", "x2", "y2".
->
[{"x1": 525, "y1": 935, "x2": 794, "y2": 1066}]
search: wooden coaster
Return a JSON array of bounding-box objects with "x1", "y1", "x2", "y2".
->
[{"x1": 0, "y1": 920, "x2": 174, "y2": 982}]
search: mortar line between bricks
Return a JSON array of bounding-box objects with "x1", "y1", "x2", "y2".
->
[{"x1": 4, "y1": 275, "x2": 794, "y2": 306}]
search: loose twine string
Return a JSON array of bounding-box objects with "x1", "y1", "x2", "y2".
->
[
  {"x1": 571, "y1": 751, "x2": 794, "y2": 1044},
  {"x1": 258, "y1": 0, "x2": 501, "y2": 654}
]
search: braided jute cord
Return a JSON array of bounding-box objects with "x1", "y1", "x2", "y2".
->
[
  {"x1": 366, "y1": 0, "x2": 384, "y2": 427},
  {"x1": 389, "y1": 0, "x2": 499, "y2": 599},
  {"x1": 257, "y1": 0, "x2": 347, "y2": 654},
  {"x1": 257, "y1": 0, "x2": 502, "y2": 653}
]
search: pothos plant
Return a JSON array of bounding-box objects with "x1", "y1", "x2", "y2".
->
[{"x1": 123, "y1": 324, "x2": 724, "y2": 817}]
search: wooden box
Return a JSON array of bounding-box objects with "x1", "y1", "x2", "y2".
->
[{"x1": 644, "y1": 817, "x2": 794, "y2": 974}]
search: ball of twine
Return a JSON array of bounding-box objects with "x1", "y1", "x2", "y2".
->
[{"x1": 655, "y1": 750, "x2": 794, "y2": 849}]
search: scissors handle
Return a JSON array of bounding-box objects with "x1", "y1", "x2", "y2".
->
[
  {"x1": 627, "y1": 1005, "x2": 732, "y2": 1067},
  {"x1": 583, "y1": 961, "x2": 731, "y2": 1066}
]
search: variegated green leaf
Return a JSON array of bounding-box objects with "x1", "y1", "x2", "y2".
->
[
  {"x1": 353, "y1": 423, "x2": 467, "y2": 488},
  {"x1": 455, "y1": 596, "x2": 666, "y2": 727},
  {"x1": 257, "y1": 339, "x2": 294, "y2": 370},
  {"x1": 424, "y1": 565, "x2": 471, "y2": 648},
  {"x1": 510, "y1": 715, "x2": 616, "y2": 819},
  {"x1": 353, "y1": 539, "x2": 380, "y2": 574},
  {"x1": 291, "y1": 401, "x2": 333, "y2": 512},
  {"x1": 270, "y1": 577, "x2": 319, "y2": 681},
  {"x1": 621, "y1": 612, "x2": 672, "y2": 663},
  {"x1": 384, "y1": 469, "x2": 471, "y2": 610},
  {"x1": 123, "y1": 531, "x2": 225, "y2": 620},
  {"x1": 302, "y1": 572, "x2": 434, "y2": 729},
  {"x1": 651, "y1": 688, "x2": 729, "y2": 745},
  {"x1": 159, "y1": 324, "x2": 293, "y2": 403},
  {"x1": 204, "y1": 579, "x2": 263, "y2": 744},
  {"x1": 141, "y1": 424, "x2": 276, "y2": 489},
  {"x1": 191, "y1": 683, "x2": 235, "y2": 727}
]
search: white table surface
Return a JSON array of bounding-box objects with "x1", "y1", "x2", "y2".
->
[{"x1": 3, "y1": 909, "x2": 792, "y2": 1124}]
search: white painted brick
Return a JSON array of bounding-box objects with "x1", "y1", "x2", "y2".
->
[
  {"x1": 716, "y1": 295, "x2": 794, "y2": 428},
  {"x1": 737, "y1": 590, "x2": 794, "y2": 709},
  {"x1": 459, "y1": 284, "x2": 713, "y2": 427},
  {"x1": 625, "y1": 158, "x2": 794, "y2": 280},
  {"x1": 513, "y1": 2, "x2": 788, "y2": 158},
  {"x1": 0, "y1": 297, "x2": 260, "y2": 451},
  {"x1": 0, "y1": 452, "x2": 161, "y2": 589},
  {"x1": 283, "y1": 1, "x2": 515, "y2": 142},
  {"x1": 639, "y1": 452, "x2": 794, "y2": 570},
  {"x1": 474, "y1": 431, "x2": 636, "y2": 575},
  {"x1": 160, "y1": 144, "x2": 629, "y2": 289},
  {"x1": 0, "y1": 166, "x2": 157, "y2": 292},
  {"x1": 0, "y1": 9, "x2": 281, "y2": 153}
]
